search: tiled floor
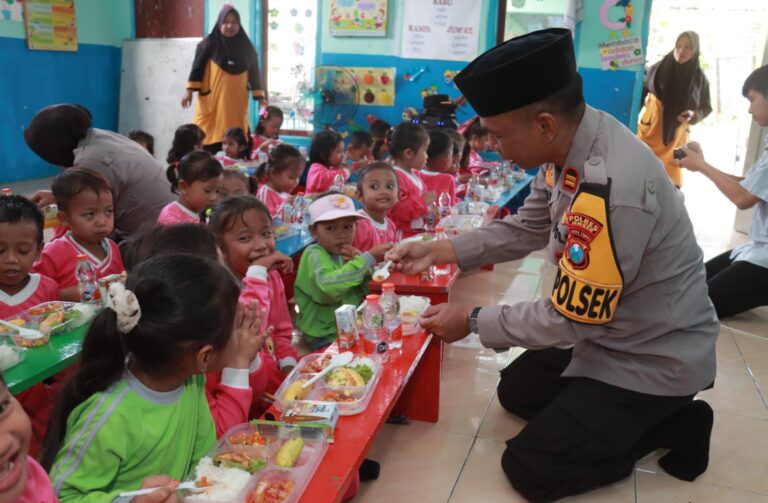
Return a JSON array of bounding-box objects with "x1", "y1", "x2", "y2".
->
[{"x1": 358, "y1": 239, "x2": 768, "y2": 500}]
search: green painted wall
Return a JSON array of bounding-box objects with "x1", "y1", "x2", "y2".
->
[{"x1": 0, "y1": 0, "x2": 131, "y2": 46}]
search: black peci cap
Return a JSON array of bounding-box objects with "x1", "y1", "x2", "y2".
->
[{"x1": 454, "y1": 28, "x2": 577, "y2": 117}]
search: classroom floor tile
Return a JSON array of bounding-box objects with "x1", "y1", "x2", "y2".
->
[{"x1": 635, "y1": 471, "x2": 768, "y2": 503}]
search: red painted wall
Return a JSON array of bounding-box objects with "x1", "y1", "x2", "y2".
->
[{"x1": 134, "y1": 0, "x2": 204, "y2": 38}]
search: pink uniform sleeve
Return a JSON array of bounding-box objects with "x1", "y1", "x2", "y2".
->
[
  {"x1": 240, "y1": 266, "x2": 271, "y2": 331},
  {"x1": 390, "y1": 172, "x2": 428, "y2": 232},
  {"x1": 32, "y1": 243, "x2": 68, "y2": 289},
  {"x1": 353, "y1": 217, "x2": 376, "y2": 252},
  {"x1": 267, "y1": 270, "x2": 299, "y2": 369},
  {"x1": 205, "y1": 371, "x2": 253, "y2": 437},
  {"x1": 307, "y1": 164, "x2": 347, "y2": 194}
]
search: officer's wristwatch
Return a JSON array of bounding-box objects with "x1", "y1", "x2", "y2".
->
[{"x1": 468, "y1": 307, "x2": 482, "y2": 334}]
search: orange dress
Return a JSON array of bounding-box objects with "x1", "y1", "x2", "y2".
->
[{"x1": 637, "y1": 93, "x2": 689, "y2": 187}]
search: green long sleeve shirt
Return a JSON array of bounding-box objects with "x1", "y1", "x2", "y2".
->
[
  {"x1": 294, "y1": 244, "x2": 375, "y2": 342},
  {"x1": 50, "y1": 372, "x2": 215, "y2": 502}
]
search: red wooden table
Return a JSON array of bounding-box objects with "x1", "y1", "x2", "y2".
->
[{"x1": 265, "y1": 332, "x2": 434, "y2": 503}]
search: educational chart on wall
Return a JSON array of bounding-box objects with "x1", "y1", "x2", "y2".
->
[
  {"x1": 400, "y1": 0, "x2": 481, "y2": 62},
  {"x1": 23, "y1": 0, "x2": 77, "y2": 51},
  {"x1": 329, "y1": 0, "x2": 387, "y2": 37},
  {"x1": 596, "y1": 0, "x2": 642, "y2": 71},
  {"x1": 345, "y1": 66, "x2": 396, "y2": 106}
]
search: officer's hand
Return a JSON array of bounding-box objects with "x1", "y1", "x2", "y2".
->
[
  {"x1": 677, "y1": 145, "x2": 706, "y2": 172},
  {"x1": 30, "y1": 190, "x2": 55, "y2": 208},
  {"x1": 419, "y1": 303, "x2": 472, "y2": 343},
  {"x1": 386, "y1": 242, "x2": 433, "y2": 274}
]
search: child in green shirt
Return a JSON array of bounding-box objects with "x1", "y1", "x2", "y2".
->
[
  {"x1": 295, "y1": 193, "x2": 392, "y2": 350},
  {"x1": 41, "y1": 254, "x2": 259, "y2": 502}
]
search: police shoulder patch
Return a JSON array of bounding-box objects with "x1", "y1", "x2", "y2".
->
[{"x1": 562, "y1": 167, "x2": 579, "y2": 192}]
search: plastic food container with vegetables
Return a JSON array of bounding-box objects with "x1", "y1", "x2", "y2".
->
[
  {"x1": 184, "y1": 421, "x2": 328, "y2": 503},
  {"x1": 273, "y1": 352, "x2": 382, "y2": 416},
  {"x1": 0, "y1": 302, "x2": 96, "y2": 348}
]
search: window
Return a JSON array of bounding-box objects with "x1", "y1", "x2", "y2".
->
[
  {"x1": 263, "y1": 1, "x2": 318, "y2": 134},
  {"x1": 498, "y1": 0, "x2": 568, "y2": 43}
]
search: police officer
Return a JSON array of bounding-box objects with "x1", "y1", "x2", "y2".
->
[{"x1": 387, "y1": 29, "x2": 718, "y2": 501}]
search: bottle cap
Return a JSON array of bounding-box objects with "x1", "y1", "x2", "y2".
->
[
  {"x1": 298, "y1": 191, "x2": 305, "y2": 195},
  {"x1": 365, "y1": 294, "x2": 380, "y2": 302},
  {"x1": 76, "y1": 254, "x2": 87, "y2": 260},
  {"x1": 1, "y1": 188, "x2": 11, "y2": 195},
  {"x1": 435, "y1": 226, "x2": 445, "y2": 232},
  {"x1": 382, "y1": 283, "x2": 395, "y2": 290}
]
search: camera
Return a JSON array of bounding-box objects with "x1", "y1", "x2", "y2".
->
[{"x1": 673, "y1": 147, "x2": 686, "y2": 160}]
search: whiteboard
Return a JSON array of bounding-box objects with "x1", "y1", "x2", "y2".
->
[{"x1": 118, "y1": 38, "x2": 200, "y2": 165}]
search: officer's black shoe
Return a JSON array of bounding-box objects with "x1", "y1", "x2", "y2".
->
[
  {"x1": 658, "y1": 400, "x2": 714, "y2": 482},
  {"x1": 359, "y1": 458, "x2": 381, "y2": 481}
]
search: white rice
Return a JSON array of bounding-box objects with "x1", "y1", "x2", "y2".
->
[
  {"x1": 187, "y1": 456, "x2": 252, "y2": 501},
  {"x1": 0, "y1": 345, "x2": 20, "y2": 371}
]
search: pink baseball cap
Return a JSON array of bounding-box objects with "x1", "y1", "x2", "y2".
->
[{"x1": 309, "y1": 194, "x2": 360, "y2": 224}]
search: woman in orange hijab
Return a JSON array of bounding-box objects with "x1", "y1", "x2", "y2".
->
[{"x1": 637, "y1": 31, "x2": 712, "y2": 187}]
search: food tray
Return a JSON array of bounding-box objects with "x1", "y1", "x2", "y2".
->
[
  {"x1": 439, "y1": 214, "x2": 484, "y2": 234},
  {"x1": 452, "y1": 201, "x2": 489, "y2": 216},
  {"x1": 185, "y1": 421, "x2": 328, "y2": 503},
  {"x1": 0, "y1": 302, "x2": 94, "y2": 348},
  {"x1": 274, "y1": 352, "x2": 382, "y2": 416}
]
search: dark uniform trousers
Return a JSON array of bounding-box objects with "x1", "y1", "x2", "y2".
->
[{"x1": 497, "y1": 348, "x2": 709, "y2": 502}]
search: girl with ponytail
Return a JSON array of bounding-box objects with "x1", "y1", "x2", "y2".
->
[
  {"x1": 159, "y1": 150, "x2": 223, "y2": 225},
  {"x1": 255, "y1": 143, "x2": 302, "y2": 219},
  {"x1": 42, "y1": 255, "x2": 258, "y2": 501}
]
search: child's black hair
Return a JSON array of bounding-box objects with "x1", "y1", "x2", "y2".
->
[
  {"x1": 223, "y1": 127, "x2": 252, "y2": 160},
  {"x1": 209, "y1": 195, "x2": 272, "y2": 247},
  {"x1": 128, "y1": 130, "x2": 155, "y2": 156},
  {"x1": 465, "y1": 119, "x2": 490, "y2": 140},
  {"x1": 51, "y1": 167, "x2": 114, "y2": 212},
  {"x1": 743, "y1": 64, "x2": 768, "y2": 98},
  {"x1": 388, "y1": 122, "x2": 429, "y2": 160},
  {"x1": 120, "y1": 223, "x2": 218, "y2": 272},
  {"x1": 0, "y1": 194, "x2": 44, "y2": 246},
  {"x1": 426, "y1": 129, "x2": 453, "y2": 160},
  {"x1": 348, "y1": 131, "x2": 373, "y2": 150},
  {"x1": 309, "y1": 131, "x2": 343, "y2": 166},
  {"x1": 356, "y1": 161, "x2": 397, "y2": 197},
  {"x1": 255, "y1": 143, "x2": 303, "y2": 180},
  {"x1": 369, "y1": 119, "x2": 391, "y2": 139},
  {"x1": 223, "y1": 168, "x2": 257, "y2": 196},
  {"x1": 255, "y1": 106, "x2": 284, "y2": 136},
  {"x1": 166, "y1": 150, "x2": 223, "y2": 193},
  {"x1": 167, "y1": 124, "x2": 206, "y2": 164},
  {"x1": 40, "y1": 254, "x2": 240, "y2": 469}
]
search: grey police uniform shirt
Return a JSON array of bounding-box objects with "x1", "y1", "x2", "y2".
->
[
  {"x1": 73, "y1": 128, "x2": 174, "y2": 237},
  {"x1": 451, "y1": 105, "x2": 718, "y2": 397}
]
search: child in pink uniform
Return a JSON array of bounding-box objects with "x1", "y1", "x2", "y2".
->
[
  {"x1": 158, "y1": 151, "x2": 223, "y2": 225},
  {"x1": 422, "y1": 128, "x2": 460, "y2": 205},
  {"x1": 215, "y1": 127, "x2": 251, "y2": 167},
  {"x1": 388, "y1": 122, "x2": 435, "y2": 236},
  {"x1": 306, "y1": 131, "x2": 347, "y2": 194},
  {"x1": 255, "y1": 144, "x2": 302, "y2": 220},
  {"x1": 250, "y1": 106, "x2": 284, "y2": 157},
  {"x1": 33, "y1": 169, "x2": 124, "y2": 302},
  {"x1": 166, "y1": 123, "x2": 206, "y2": 173},
  {"x1": 209, "y1": 196, "x2": 299, "y2": 419},
  {"x1": 0, "y1": 371, "x2": 58, "y2": 503},
  {"x1": 465, "y1": 119, "x2": 492, "y2": 173},
  {"x1": 353, "y1": 162, "x2": 400, "y2": 252}
]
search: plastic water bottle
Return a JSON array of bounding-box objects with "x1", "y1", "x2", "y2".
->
[
  {"x1": 380, "y1": 284, "x2": 401, "y2": 350},
  {"x1": 331, "y1": 173, "x2": 346, "y2": 192},
  {"x1": 362, "y1": 294, "x2": 388, "y2": 361},
  {"x1": 490, "y1": 166, "x2": 499, "y2": 186},
  {"x1": 468, "y1": 175, "x2": 480, "y2": 202},
  {"x1": 75, "y1": 254, "x2": 99, "y2": 304},
  {"x1": 293, "y1": 192, "x2": 306, "y2": 224},
  {"x1": 438, "y1": 191, "x2": 452, "y2": 219},
  {"x1": 424, "y1": 200, "x2": 438, "y2": 233},
  {"x1": 432, "y1": 227, "x2": 451, "y2": 276},
  {"x1": 282, "y1": 202, "x2": 295, "y2": 225}
]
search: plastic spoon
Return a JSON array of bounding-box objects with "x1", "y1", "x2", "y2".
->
[
  {"x1": 372, "y1": 260, "x2": 392, "y2": 282},
  {"x1": 302, "y1": 351, "x2": 354, "y2": 389},
  {"x1": 0, "y1": 320, "x2": 44, "y2": 340},
  {"x1": 118, "y1": 481, "x2": 201, "y2": 498}
]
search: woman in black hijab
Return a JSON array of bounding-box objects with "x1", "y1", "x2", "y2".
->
[
  {"x1": 181, "y1": 4, "x2": 264, "y2": 154},
  {"x1": 24, "y1": 104, "x2": 173, "y2": 237},
  {"x1": 638, "y1": 31, "x2": 712, "y2": 187}
]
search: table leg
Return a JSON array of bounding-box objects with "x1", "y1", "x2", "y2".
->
[{"x1": 391, "y1": 336, "x2": 443, "y2": 422}]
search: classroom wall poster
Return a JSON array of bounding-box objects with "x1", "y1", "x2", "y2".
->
[
  {"x1": 400, "y1": 0, "x2": 481, "y2": 62},
  {"x1": 598, "y1": 35, "x2": 642, "y2": 71},
  {"x1": 1, "y1": 0, "x2": 24, "y2": 22},
  {"x1": 329, "y1": 0, "x2": 387, "y2": 37},
  {"x1": 24, "y1": 0, "x2": 78, "y2": 52}
]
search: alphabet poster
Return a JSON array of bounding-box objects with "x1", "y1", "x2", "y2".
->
[
  {"x1": 329, "y1": 0, "x2": 388, "y2": 37},
  {"x1": 401, "y1": 0, "x2": 481, "y2": 62},
  {"x1": 24, "y1": 0, "x2": 77, "y2": 52}
]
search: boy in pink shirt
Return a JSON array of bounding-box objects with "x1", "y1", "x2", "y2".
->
[
  {"x1": 33, "y1": 169, "x2": 125, "y2": 302},
  {"x1": 353, "y1": 162, "x2": 400, "y2": 252},
  {"x1": 306, "y1": 131, "x2": 347, "y2": 194},
  {"x1": 209, "y1": 196, "x2": 299, "y2": 420}
]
